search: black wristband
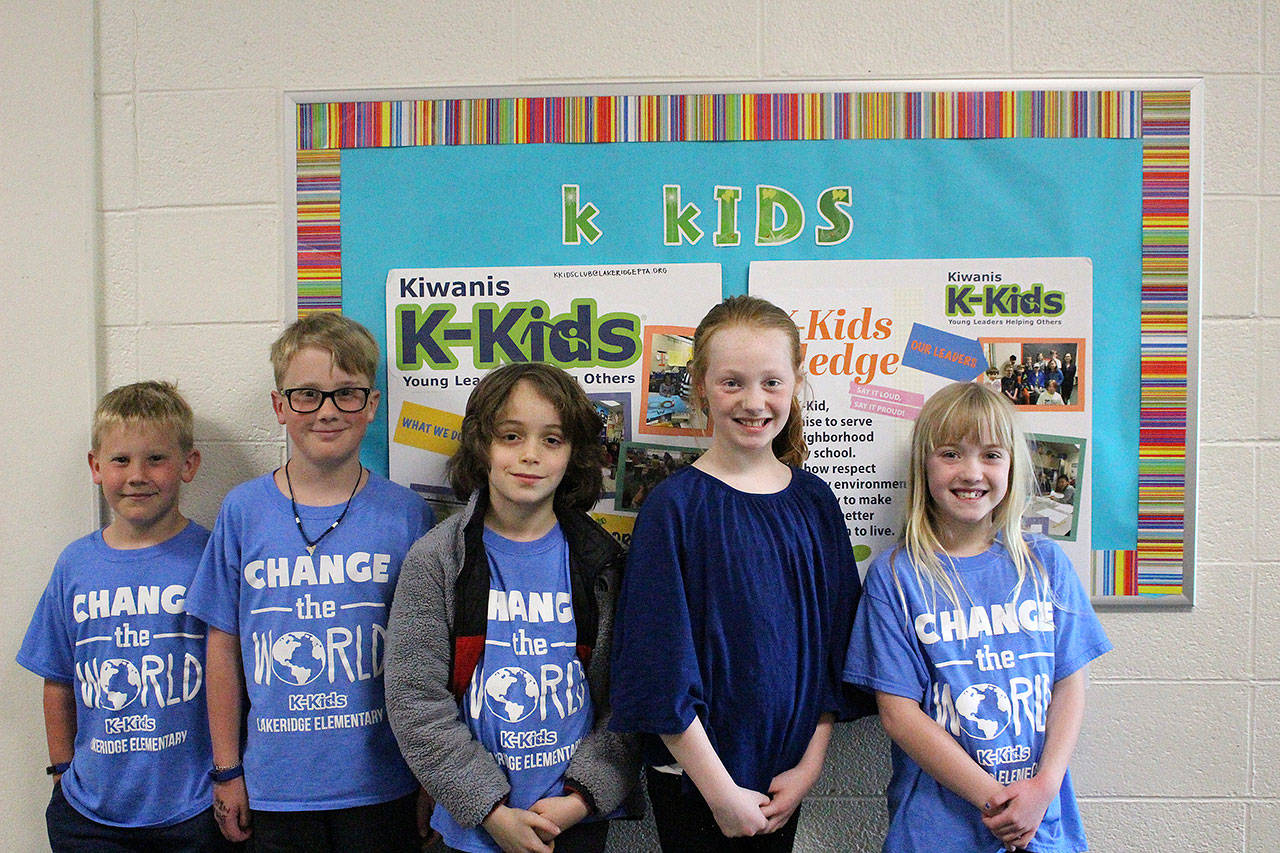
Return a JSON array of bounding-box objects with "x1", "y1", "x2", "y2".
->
[
  {"x1": 46, "y1": 761, "x2": 70, "y2": 776},
  {"x1": 210, "y1": 764, "x2": 244, "y2": 783}
]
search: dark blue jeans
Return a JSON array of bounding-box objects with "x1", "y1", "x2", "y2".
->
[
  {"x1": 247, "y1": 791, "x2": 419, "y2": 853},
  {"x1": 645, "y1": 768, "x2": 802, "y2": 853},
  {"x1": 46, "y1": 780, "x2": 235, "y2": 853}
]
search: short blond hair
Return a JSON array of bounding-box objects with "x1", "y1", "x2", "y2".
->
[
  {"x1": 270, "y1": 313, "x2": 379, "y2": 388},
  {"x1": 93, "y1": 381, "x2": 195, "y2": 452}
]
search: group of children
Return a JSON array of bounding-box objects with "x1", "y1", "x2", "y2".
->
[
  {"x1": 992, "y1": 352, "x2": 1078, "y2": 408},
  {"x1": 20, "y1": 297, "x2": 1109, "y2": 853}
]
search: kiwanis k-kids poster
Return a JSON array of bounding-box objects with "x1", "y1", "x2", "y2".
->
[
  {"x1": 752, "y1": 258, "x2": 1092, "y2": 572},
  {"x1": 386, "y1": 263, "x2": 721, "y2": 532}
]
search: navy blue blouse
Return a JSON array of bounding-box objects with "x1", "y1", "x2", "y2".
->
[{"x1": 609, "y1": 465, "x2": 867, "y2": 793}]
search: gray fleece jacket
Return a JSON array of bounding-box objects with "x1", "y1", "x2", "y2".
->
[{"x1": 385, "y1": 490, "x2": 640, "y2": 829}]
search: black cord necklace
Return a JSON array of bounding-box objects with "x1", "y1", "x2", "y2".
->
[{"x1": 284, "y1": 460, "x2": 363, "y2": 555}]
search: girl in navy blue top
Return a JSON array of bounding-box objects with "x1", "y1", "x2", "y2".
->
[{"x1": 610, "y1": 296, "x2": 866, "y2": 851}]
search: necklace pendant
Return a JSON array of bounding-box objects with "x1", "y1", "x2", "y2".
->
[{"x1": 306, "y1": 544, "x2": 316, "y2": 555}]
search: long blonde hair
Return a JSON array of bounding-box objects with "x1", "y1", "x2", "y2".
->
[
  {"x1": 689, "y1": 295, "x2": 807, "y2": 467},
  {"x1": 899, "y1": 382, "x2": 1043, "y2": 609}
]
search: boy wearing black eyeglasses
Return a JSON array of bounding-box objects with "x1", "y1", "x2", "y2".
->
[{"x1": 186, "y1": 313, "x2": 435, "y2": 852}]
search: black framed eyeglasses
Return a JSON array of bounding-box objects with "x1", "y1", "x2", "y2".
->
[{"x1": 280, "y1": 387, "x2": 371, "y2": 414}]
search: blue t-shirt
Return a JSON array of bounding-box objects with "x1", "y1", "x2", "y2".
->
[
  {"x1": 433, "y1": 525, "x2": 593, "y2": 852},
  {"x1": 185, "y1": 471, "x2": 434, "y2": 811},
  {"x1": 843, "y1": 537, "x2": 1112, "y2": 853},
  {"x1": 17, "y1": 522, "x2": 214, "y2": 828},
  {"x1": 609, "y1": 465, "x2": 862, "y2": 794}
]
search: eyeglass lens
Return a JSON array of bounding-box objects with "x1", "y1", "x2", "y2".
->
[{"x1": 284, "y1": 387, "x2": 369, "y2": 413}]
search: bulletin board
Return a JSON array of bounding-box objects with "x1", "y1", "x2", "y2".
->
[{"x1": 290, "y1": 80, "x2": 1201, "y2": 606}]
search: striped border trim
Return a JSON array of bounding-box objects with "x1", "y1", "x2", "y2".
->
[
  {"x1": 1128, "y1": 89, "x2": 1190, "y2": 597},
  {"x1": 295, "y1": 88, "x2": 1190, "y2": 599},
  {"x1": 296, "y1": 149, "x2": 341, "y2": 314},
  {"x1": 296, "y1": 90, "x2": 1141, "y2": 149}
]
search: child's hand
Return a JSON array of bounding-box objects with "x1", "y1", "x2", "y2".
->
[
  {"x1": 529, "y1": 791, "x2": 590, "y2": 833},
  {"x1": 482, "y1": 803, "x2": 559, "y2": 853},
  {"x1": 212, "y1": 776, "x2": 252, "y2": 842},
  {"x1": 761, "y1": 760, "x2": 822, "y2": 833},
  {"x1": 981, "y1": 775, "x2": 1054, "y2": 849},
  {"x1": 706, "y1": 784, "x2": 770, "y2": 838}
]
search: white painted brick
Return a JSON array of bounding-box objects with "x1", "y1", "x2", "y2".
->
[
  {"x1": 136, "y1": 207, "x2": 280, "y2": 324},
  {"x1": 1072, "y1": 682, "x2": 1250, "y2": 796},
  {"x1": 762, "y1": 0, "x2": 1008, "y2": 78},
  {"x1": 1261, "y1": 200, "x2": 1280, "y2": 317},
  {"x1": 1250, "y1": 801, "x2": 1280, "y2": 851},
  {"x1": 133, "y1": 0, "x2": 280, "y2": 91},
  {"x1": 515, "y1": 0, "x2": 755, "y2": 81},
  {"x1": 1264, "y1": 76, "x2": 1280, "y2": 194},
  {"x1": 1258, "y1": 444, "x2": 1280, "y2": 562},
  {"x1": 100, "y1": 326, "x2": 139, "y2": 392},
  {"x1": 183, "y1": 441, "x2": 282, "y2": 529},
  {"x1": 1269, "y1": 2, "x2": 1280, "y2": 72},
  {"x1": 136, "y1": 323, "x2": 284, "y2": 443},
  {"x1": 1010, "y1": 0, "x2": 1259, "y2": 73},
  {"x1": 1092, "y1": 563, "x2": 1254, "y2": 680},
  {"x1": 136, "y1": 90, "x2": 278, "y2": 207},
  {"x1": 793, "y1": 797, "x2": 890, "y2": 852},
  {"x1": 810, "y1": 715, "x2": 892, "y2": 797},
  {"x1": 1079, "y1": 799, "x2": 1245, "y2": 852},
  {"x1": 1257, "y1": 319, "x2": 1280, "y2": 440},
  {"x1": 279, "y1": 0, "x2": 510, "y2": 89},
  {"x1": 1255, "y1": 686, "x2": 1280, "y2": 796},
  {"x1": 101, "y1": 212, "x2": 138, "y2": 328},
  {"x1": 1196, "y1": 444, "x2": 1257, "y2": 562},
  {"x1": 1198, "y1": 320, "x2": 1257, "y2": 441},
  {"x1": 1204, "y1": 76, "x2": 1260, "y2": 195},
  {"x1": 1202, "y1": 198, "x2": 1258, "y2": 317},
  {"x1": 1256, "y1": 564, "x2": 1280, "y2": 680},
  {"x1": 95, "y1": 0, "x2": 135, "y2": 94},
  {"x1": 97, "y1": 94, "x2": 137, "y2": 212}
]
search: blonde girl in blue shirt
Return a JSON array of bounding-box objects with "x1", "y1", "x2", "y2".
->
[{"x1": 844, "y1": 382, "x2": 1110, "y2": 852}]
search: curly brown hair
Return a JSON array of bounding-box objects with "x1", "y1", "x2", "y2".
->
[{"x1": 447, "y1": 362, "x2": 604, "y2": 511}]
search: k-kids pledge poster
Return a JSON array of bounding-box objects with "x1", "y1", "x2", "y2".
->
[
  {"x1": 386, "y1": 262, "x2": 721, "y2": 528},
  {"x1": 751, "y1": 257, "x2": 1093, "y2": 576}
]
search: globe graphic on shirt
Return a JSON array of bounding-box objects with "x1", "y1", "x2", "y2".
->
[
  {"x1": 954, "y1": 683, "x2": 1012, "y2": 741},
  {"x1": 270, "y1": 631, "x2": 325, "y2": 686},
  {"x1": 483, "y1": 666, "x2": 540, "y2": 723},
  {"x1": 97, "y1": 659, "x2": 141, "y2": 711}
]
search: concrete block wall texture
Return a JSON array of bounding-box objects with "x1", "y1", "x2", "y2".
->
[{"x1": 2, "y1": 0, "x2": 1275, "y2": 848}]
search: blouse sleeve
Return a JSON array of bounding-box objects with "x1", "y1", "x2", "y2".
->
[{"x1": 608, "y1": 485, "x2": 705, "y2": 735}]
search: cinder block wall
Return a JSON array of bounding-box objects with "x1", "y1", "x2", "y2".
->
[{"x1": 4, "y1": 1, "x2": 1276, "y2": 849}]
